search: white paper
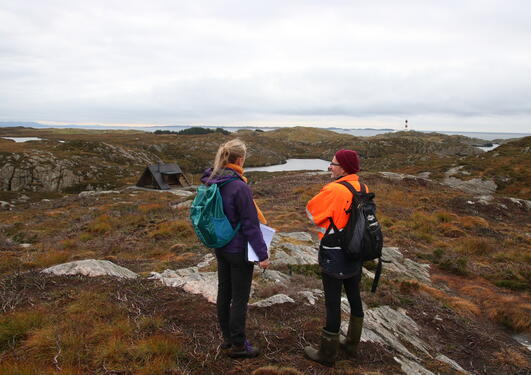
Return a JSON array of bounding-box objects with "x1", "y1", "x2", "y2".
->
[{"x1": 248, "y1": 224, "x2": 276, "y2": 262}]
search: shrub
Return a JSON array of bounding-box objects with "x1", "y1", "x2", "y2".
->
[
  {"x1": 287, "y1": 264, "x2": 320, "y2": 278},
  {"x1": 0, "y1": 362, "x2": 61, "y2": 375},
  {"x1": 252, "y1": 366, "x2": 304, "y2": 375},
  {"x1": 138, "y1": 203, "x2": 165, "y2": 213},
  {"x1": 60, "y1": 239, "x2": 77, "y2": 250},
  {"x1": 399, "y1": 280, "x2": 420, "y2": 294},
  {"x1": 429, "y1": 248, "x2": 445, "y2": 263},
  {"x1": 133, "y1": 334, "x2": 184, "y2": 360},
  {"x1": 493, "y1": 348, "x2": 531, "y2": 369},
  {"x1": 434, "y1": 210, "x2": 456, "y2": 223},
  {"x1": 78, "y1": 232, "x2": 93, "y2": 242},
  {"x1": 437, "y1": 222, "x2": 466, "y2": 237},
  {"x1": 486, "y1": 299, "x2": 531, "y2": 332},
  {"x1": 148, "y1": 220, "x2": 193, "y2": 240},
  {"x1": 439, "y1": 257, "x2": 468, "y2": 276},
  {"x1": 30, "y1": 251, "x2": 70, "y2": 268},
  {"x1": 457, "y1": 237, "x2": 492, "y2": 255},
  {"x1": 87, "y1": 214, "x2": 115, "y2": 234},
  {"x1": 494, "y1": 279, "x2": 529, "y2": 292},
  {"x1": 458, "y1": 215, "x2": 489, "y2": 230},
  {"x1": 0, "y1": 311, "x2": 46, "y2": 351}
]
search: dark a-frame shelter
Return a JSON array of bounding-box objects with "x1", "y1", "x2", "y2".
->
[{"x1": 136, "y1": 163, "x2": 190, "y2": 190}]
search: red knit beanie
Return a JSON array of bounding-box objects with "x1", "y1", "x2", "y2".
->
[{"x1": 335, "y1": 149, "x2": 360, "y2": 174}]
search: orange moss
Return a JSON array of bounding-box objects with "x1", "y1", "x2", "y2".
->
[
  {"x1": 492, "y1": 348, "x2": 531, "y2": 369},
  {"x1": 458, "y1": 215, "x2": 489, "y2": 230},
  {"x1": 147, "y1": 220, "x2": 194, "y2": 240},
  {"x1": 29, "y1": 250, "x2": 71, "y2": 268},
  {"x1": 138, "y1": 203, "x2": 165, "y2": 213},
  {"x1": 87, "y1": 214, "x2": 116, "y2": 234}
]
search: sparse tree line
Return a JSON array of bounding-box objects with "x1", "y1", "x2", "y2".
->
[{"x1": 154, "y1": 127, "x2": 231, "y2": 135}]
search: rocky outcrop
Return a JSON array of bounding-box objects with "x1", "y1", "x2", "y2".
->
[
  {"x1": 250, "y1": 294, "x2": 295, "y2": 307},
  {"x1": 372, "y1": 247, "x2": 431, "y2": 284},
  {"x1": 41, "y1": 259, "x2": 138, "y2": 279},
  {"x1": 443, "y1": 176, "x2": 497, "y2": 195},
  {"x1": 0, "y1": 151, "x2": 82, "y2": 192},
  {"x1": 269, "y1": 232, "x2": 318, "y2": 265},
  {"x1": 443, "y1": 166, "x2": 498, "y2": 195},
  {"x1": 339, "y1": 306, "x2": 471, "y2": 375},
  {"x1": 0, "y1": 141, "x2": 160, "y2": 192},
  {"x1": 150, "y1": 266, "x2": 218, "y2": 304},
  {"x1": 150, "y1": 231, "x2": 472, "y2": 375}
]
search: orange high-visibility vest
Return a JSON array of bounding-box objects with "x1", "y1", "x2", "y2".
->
[{"x1": 306, "y1": 174, "x2": 369, "y2": 239}]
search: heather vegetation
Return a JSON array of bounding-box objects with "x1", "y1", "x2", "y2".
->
[{"x1": 0, "y1": 127, "x2": 529, "y2": 374}]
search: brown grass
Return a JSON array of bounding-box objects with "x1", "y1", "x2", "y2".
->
[
  {"x1": 26, "y1": 250, "x2": 71, "y2": 269},
  {"x1": 492, "y1": 348, "x2": 531, "y2": 369},
  {"x1": 418, "y1": 283, "x2": 481, "y2": 317},
  {"x1": 87, "y1": 214, "x2": 116, "y2": 233},
  {"x1": 455, "y1": 236, "x2": 493, "y2": 255},
  {"x1": 138, "y1": 203, "x2": 165, "y2": 213},
  {"x1": 252, "y1": 366, "x2": 304, "y2": 375},
  {"x1": 148, "y1": 220, "x2": 194, "y2": 240}
]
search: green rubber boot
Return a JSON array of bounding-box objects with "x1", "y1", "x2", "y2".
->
[
  {"x1": 340, "y1": 316, "x2": 363, "y2": 357},
  {"x1": 304, "y1": 328, "x2": 339, "y2": 367}
]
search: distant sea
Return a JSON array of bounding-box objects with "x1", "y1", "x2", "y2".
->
[{"x1": 1, "y1": 122, "x2": 529, "y2": 141}]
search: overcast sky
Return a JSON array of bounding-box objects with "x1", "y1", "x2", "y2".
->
[{"x1": 1, "y1": 0, "x2": 530, "y2": 132}]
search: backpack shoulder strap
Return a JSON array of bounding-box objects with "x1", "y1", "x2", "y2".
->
[
  {"x1": 217, "y1": 177, "x2": 239, "y2": 188},
  {"x1": 336, "y1": 180, "x2": 357, "y2": 195}
]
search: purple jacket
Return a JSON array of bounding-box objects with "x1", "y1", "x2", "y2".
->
[{"x1": 201, "y1": 168, "x2": 268, "y2": 261}]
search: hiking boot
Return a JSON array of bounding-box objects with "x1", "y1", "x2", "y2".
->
[
  {"x1": 228, "y1": 339, "x2": 260, "y2": 358},
  {"x1": 220, "y1": 338, "x2": 231, "y2": 351},
  {"x1": 304, "y1": 328, "x2": 339, "y2": 367},
  {"x1": 340, "y1": 316, "x2": 363, "y2": 357}
]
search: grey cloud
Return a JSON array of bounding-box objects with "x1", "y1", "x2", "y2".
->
[{"x1": 1, "y1": 1, "x2": 530, "y2": 131}]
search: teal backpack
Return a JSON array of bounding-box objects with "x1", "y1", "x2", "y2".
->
[{"x1": 190, "y1": 178, "x2": 241, "y2": 248}]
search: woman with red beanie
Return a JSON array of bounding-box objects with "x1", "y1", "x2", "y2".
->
[{"x1": 304, "y1": 149, "x2": 366, "y2": 367}]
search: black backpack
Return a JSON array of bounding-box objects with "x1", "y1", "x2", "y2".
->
[{"x1": 329, "y1": 181, "x2": 384, "y2": 292}]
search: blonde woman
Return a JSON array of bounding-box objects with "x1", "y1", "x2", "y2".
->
[{"x1": 201, "y1": 139, "x2": 270, "y2": 358}]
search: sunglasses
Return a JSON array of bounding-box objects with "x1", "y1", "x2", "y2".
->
[{"x1": 329, "y1": 162, "x2": 341, "y2": 166}]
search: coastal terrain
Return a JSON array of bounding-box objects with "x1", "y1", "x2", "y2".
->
[{"x1": 0, "y1": 126, "x2": 529, "y2": 375}]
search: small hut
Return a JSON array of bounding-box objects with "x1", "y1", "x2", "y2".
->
[{"x1": 136, "y1": 163, "x2": 190, "y2": 190}]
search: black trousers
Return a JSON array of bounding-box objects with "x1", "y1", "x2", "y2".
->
[
  {"x1": 322, "y1": 272, "x2": 364, "y2": 333},
  {"x1": 215, "y1": 250, "x2": 254, "y2": 346}
]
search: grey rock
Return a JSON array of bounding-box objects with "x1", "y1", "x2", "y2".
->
[
  {"x1": 342, "y1": 305, "x2": 431, "y2": 361},
  {"x1": 442, "y1": 176, "x2": 497, "y2": 195},
  {"x1": 376, "y1": 247, "x2": 431, "y2": 284},
  {"x1": 42, "y1": 259, "x2": 138, "y2": 279},
  {"x1": 150, "y1": 267, "x2": 218, "y2": 303},
  {"x1": 509, "y1": 197, "x2": 531, "y2": 210},
  {"x1": 379, "y1": 172, "x2": 431, "y2": 182},
  {"x1": 269, "y1": 232, "x2": 318, "y2": 265},
  {"x1": 79, "y1": 190, "x2": 121, "y2": 197},
  {"x1": 0, "y1": 201, "x2": 14, "y2": 210},
  {"x1": 394, "y1": 356, "x2": 436, "y2": 375},
  {"x1": 261, "y1": 270, "x2": 291, "y2": 286},
  {"x1": 250, "y1": 294, "x2": 295, "y2": 307},
  {"x1": 298, "y1": 290, "x2": 323, "y2": 305},
  {"x1": 169, "y1": 190, "x2": 195, "y2": 197},
  {"x1": 475, "y1": 195, "x2": 494, "y2": 205},
  {"x1": 435, "y1": 354, "x2": 471, "y2": 374}
]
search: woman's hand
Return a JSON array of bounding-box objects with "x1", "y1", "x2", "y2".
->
[{"x1": 258, "y1": 259, "x2": 270, "y2": 269}]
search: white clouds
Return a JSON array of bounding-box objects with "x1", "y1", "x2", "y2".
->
[{"x1": 0, "y1": 1, "x2": 530, "y2": 131}]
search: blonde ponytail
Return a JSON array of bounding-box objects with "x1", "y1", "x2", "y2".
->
[{"x1": 212, "y1": 138, "x2": 247, "y2": 176}]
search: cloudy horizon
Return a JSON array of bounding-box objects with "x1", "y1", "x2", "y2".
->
[{"x1": 1, "y1": 1, "x2": 530, "y2": 132}]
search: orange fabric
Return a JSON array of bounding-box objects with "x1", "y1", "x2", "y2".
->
[
  {"x1": 226, "y1": 163, "x2": 267, "y2": 225},
  {"x1": 306, "y1": 174, "x2": 368, "y2": 239}
]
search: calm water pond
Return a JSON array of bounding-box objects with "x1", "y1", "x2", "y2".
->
[
  {"x1": 2, "y1": 137, "x2": 43, "y2": 142},
  {"x1": 246, "y1": 158, "x2": 330, "y2": 172}
]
